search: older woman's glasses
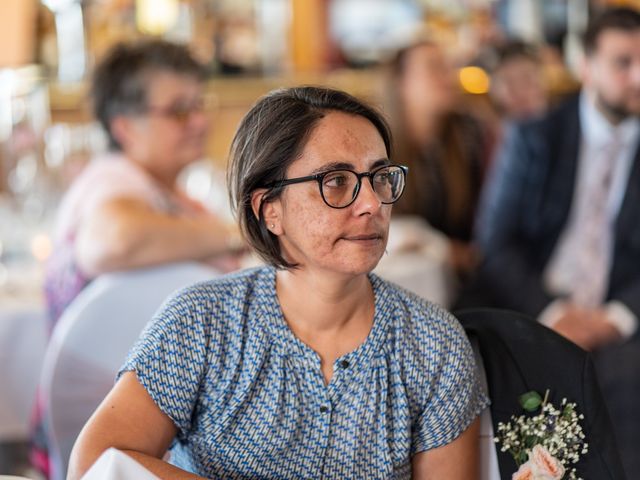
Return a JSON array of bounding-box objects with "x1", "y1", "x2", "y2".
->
[
  {"x1": 266, "y1": 164, "x2": 408, "y2": 209},
  {"x1": 142, "y1": 97, "x2": 211, "y2": 124}
]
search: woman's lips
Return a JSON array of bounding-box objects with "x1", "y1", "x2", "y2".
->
[{"x1": 342, "y1": 233, "x2": 383, "y2": 243}]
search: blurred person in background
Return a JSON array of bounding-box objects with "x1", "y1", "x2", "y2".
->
[
  {"x1": 488, "y1": 40, "x2": 549, "y2": 123},
  {"x1": 475, "y1": 39, "x2": 551, "y2": 171},
  {"x1": 43, "y1": 39, "x2": 242, "y2": 329},
  {"x1": 386, "y1": 40, "x2": 490, "y2": 279},
  {"x1": 33, "y1": 39, "x2": 242, "y2": 477},
  {"x1": 68, "y1": 86, "x2": 488, "y2": 480},
  {"x1": 470, "y1": 8, "x2": 640, "y2": 475}
]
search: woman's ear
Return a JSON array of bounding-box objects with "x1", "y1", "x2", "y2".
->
[
  {"x1": 251, "y1": 189, "x2": 283, "y2": 235},
  {"x1": 110, "y1": 116, "x2": 135, "y2": 151}
]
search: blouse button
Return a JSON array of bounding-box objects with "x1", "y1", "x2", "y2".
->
[
  {"x1": 319, "y1": 406, "x2": 329, "y2": 414},
  {"x1": 340, "y1": 360, "x2": 350, "y2": 369}
]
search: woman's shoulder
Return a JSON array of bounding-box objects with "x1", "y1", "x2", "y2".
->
[
  {"x1": 157, "y1": 266, "x2": 273, "y2": 325},
  {"x1": 167, "y1": 266, "x2": 271, "y2": 307},
  {"x1": 372, "y1": 275, "x2": 467, "y2": 351},
  {"x1": 375, "y1": 275, "x2": 459, "y2": 323},
  {"x1": 70, "y1": 153, "x2": 167, "y2": 203},
  {"x1": 125, "y1": 267, "x2": 274, "y2": 379},
  {"x1": 373, "y1": 277, "x2": 478, "y2": 401},
  {"x1": 55, "y1": 154, "x2": 159, "y2": 237},
  {"x1": 73, "y1": 153, "x2": 142, "y2": 180},
  {"x1": 140, "y1": 267, "x2": 274, "y2": 364}
]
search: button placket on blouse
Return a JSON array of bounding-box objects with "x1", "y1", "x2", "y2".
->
[
  {"x1": 325, "y1": 354, "x2": 354, "y2": 400},
  {"x1": 306, "y1": 360, "x2": 332, "y2": 416},
  {"x1": 296, "y1": 355, "x2": 333, "y2": 467}
]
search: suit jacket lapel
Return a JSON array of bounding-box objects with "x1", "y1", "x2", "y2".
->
[
  {"x1": 539, "y1": 101, "x2": 581, "y2": 256},
  {"x1": 614, "y1": 144, "x2": 640, "y2": 241}
]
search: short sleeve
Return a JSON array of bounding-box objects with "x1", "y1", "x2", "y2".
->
[
  {"x1": 118, "y1": 287, "x2": 211, "y2": 438},
  {"x1": 412, "y1": 317, "x2": 489, "y2": 453}
]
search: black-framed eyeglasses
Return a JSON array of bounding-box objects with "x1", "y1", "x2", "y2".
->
[{"x1": 264, "y1": 164, "x2": 408, "y2": 209}]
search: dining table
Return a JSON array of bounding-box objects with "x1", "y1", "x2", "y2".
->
[{"x1": 0, "y1": 257, "x2": 48, "y2": 442}]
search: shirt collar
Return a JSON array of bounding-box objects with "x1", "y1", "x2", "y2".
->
[
  {"x1": 580, "y1": 91, "x2": 640, "y2": 149},
  {"x1": 255, "y1": 266, "x2": 392, "y2": 366}
]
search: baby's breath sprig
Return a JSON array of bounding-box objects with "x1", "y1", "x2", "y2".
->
[{"x1": 494, "y1": 389, "x2": 589, "y2": 480}]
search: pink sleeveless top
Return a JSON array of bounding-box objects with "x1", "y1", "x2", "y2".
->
[{"x1": 44, "y1": 153, "x2": 203, "y2": 329}]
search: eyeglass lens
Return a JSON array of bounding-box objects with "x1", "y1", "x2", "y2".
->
[
  {"x1": 165, "y1": 100, "x2": 204, "y2": 121},
  {"x1": 321, "y1": 166, "x2": 405, "y2": 208},
  {"x1": 144, "y1": 98, "x2": 207, "y2": 122}
]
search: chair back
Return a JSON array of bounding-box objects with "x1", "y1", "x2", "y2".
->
[
  {"x1": 40, "y1": 262, "x2": 217, "y2": 480},
  {"x1": 456, "y1": 308, "x2": 626, "y2": 480},
  {"x1": 470, "y1": 336, "x2": 501, "y2": 480}
]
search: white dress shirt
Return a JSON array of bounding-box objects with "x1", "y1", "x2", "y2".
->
[{"x1": 540, "y1": 92, "x2": 640, "y2": 338}]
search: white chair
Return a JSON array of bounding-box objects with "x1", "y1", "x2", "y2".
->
[
  {"x1": 39, "y1": 262, "x2": 217, "y2": 480},
  {"x1": 470, "y1": 338, "x2": 501, "y2": 480}
]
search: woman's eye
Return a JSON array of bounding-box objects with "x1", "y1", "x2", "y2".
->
[
  {"x1": 375, "y1": 172, "x2": 390, "y2": 184},
  {"x1": 324, "y1": 173, "x2": 349, "y2": 188}
]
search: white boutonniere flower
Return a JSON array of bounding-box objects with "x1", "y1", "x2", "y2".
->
[{"x1": 494, "y1": 390, "x2": 588, "y2": 480}]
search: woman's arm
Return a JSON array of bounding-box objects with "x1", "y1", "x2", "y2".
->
[
  {"x1": 68, "y1": 371, "x2": 205, "y2": 480},
  {"x1": 75, "y1": 197, "x2": 240, "y2": 276},
  {"x1": 411, "y1": 417, "x2": 481, "y2": 480}
]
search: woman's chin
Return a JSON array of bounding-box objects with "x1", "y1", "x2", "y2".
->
[{"x1": 334, "y1": 255, "x2": 385, "y2": 277}]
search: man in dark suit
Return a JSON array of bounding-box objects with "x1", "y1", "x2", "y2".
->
[{"x1": 469, "y1": 7, "x2": 640, "y2": 476}]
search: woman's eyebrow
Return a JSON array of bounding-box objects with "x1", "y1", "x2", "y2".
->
[
  {"x1": 309, "y1": 162, "x2": 354, "y2": 175},
  {"x1": 371, "y1": 158, "x2": 391, "y2": 169},
  {"x1": 309, "y1": 158, "x2": 390, "y2": 175}
]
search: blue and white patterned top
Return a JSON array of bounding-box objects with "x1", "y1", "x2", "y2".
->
[{"x1": 120, "y1": 266, "x2": 489, "y2": 479}]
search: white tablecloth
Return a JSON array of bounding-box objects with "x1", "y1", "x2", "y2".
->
[
  {"x1": 374, "y1": 216, "x2": 456, "y2": 307},
  {"x1": 374, "y1": 250, "x2": 454, "y2": 307},
  {"x1": 0, "y1": 302, "x2": 47, "y2": 440}
]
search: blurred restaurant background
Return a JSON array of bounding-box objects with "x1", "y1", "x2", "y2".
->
[
  {"x1": 0, "y1": 0, "x2": 639, "y2": 477},
  {"x1": 2, "y1": 0, "x2": 631, "y2": 284}
]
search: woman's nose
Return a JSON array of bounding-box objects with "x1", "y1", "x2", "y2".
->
[
  {"x1": 352, "y1": 176, "x2": 382, "y2": 214},
  {"x1": 187, "y1": 109, "x2": 209, "y2": 132}
]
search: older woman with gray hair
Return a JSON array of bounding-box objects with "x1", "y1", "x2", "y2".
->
[
  {"x1": 33, "y1": 39, "x2": 242, "y2": 478},
  {"x1": 68, "y1": 86, "x2": 488, "y2": 479},
  {"x1": 44, "y1": 39, "x2": 241, "y2": 328}
]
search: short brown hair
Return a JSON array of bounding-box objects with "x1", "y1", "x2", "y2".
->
[
  {"x1": 227, "y1": 86, "x2": 392, "y2": 269},
  {"x1": 583, "y1": 7, "x2": 640, "y2": 56},
  {"x1": 91, "y1": 39, "x2": 207, "y2": 150}
]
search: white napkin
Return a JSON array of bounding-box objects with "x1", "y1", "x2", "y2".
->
[{"x1": 81, "y1": 448, "x2": 161, "y2": 480}]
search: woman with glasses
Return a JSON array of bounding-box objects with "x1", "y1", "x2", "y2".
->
[
  {"x1": 68, "y1": 86, "x2": 488, "y2": 479},
  {"x1": 43, "y1": 40, "x2": 242, "y2": 330},
  {"x1": 34, "y1": 40, "x2": 242, "y2": 478}
]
